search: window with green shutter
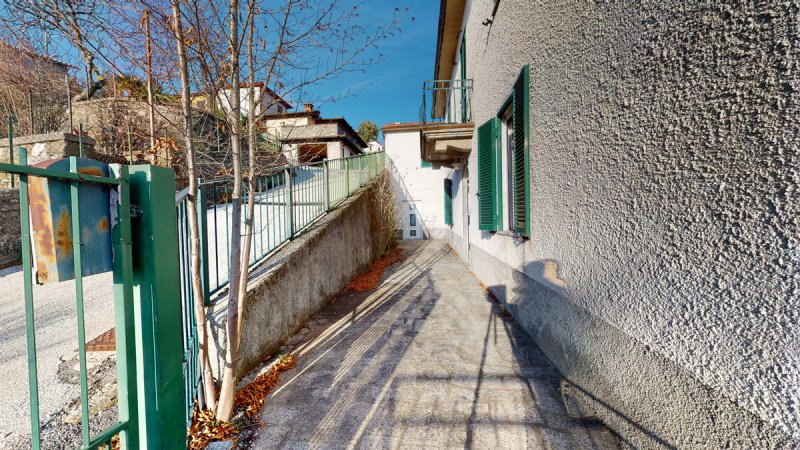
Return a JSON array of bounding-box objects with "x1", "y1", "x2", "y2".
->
[
  {"x1": 510, "y1": 65, "x2": 531, "y2": 236},
  {"x1": 444, "y1": 178, "x2": 453, "y2": 225},
  {"x1": 477, "y1": 118, "x2": 502, "y2": 230}
]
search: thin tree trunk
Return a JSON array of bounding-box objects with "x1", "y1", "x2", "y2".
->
[
  {"x1": 144, "y1": 9, "x2": 156, "y2": 153},
  {"x1": 236, "y1": 0, "x2": 257, "y2": 340},
  {"x1": 216, "y1": 0, "x2": 242, "y2": 422},
  {"x1": 170, "y1": 0, "x2": 218, "y2": 412}
]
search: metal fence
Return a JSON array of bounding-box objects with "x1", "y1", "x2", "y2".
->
[
  {"x1": 6, "y1": 114, "x2": 384, "y2": 446},
  {"x1": 185, "y1": 151, "x2": 386, "y2": 300}
]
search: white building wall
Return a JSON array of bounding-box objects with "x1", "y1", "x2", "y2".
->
[
  {"x1": 217, "y1": 86, "x2": 286, "y2": 117},
  {"x1": 384, "y1": 128, "x2": 449, "y2": 240},
  {"x1": 326, "y1": 141, "x2": 345, "y2": 159}
]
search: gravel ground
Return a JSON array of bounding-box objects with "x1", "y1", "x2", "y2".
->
[{"x1": 0, "y1": 266, "x2": 115, "y2": 448}]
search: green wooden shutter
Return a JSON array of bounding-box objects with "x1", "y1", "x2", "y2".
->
[
  {"x1": 444, "y1": 178, "x2": 453, "y2": 225},
  {"x1": 477, "y1": 118, "x2": 501, "y2": 230},
  {"x1": 511, "y1": 65, "x2": 531, "y2": 236}
]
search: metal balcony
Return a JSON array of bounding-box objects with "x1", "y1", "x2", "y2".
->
[
  {"x1": 419, "y1": 79, "x2": 473, "y2": 125},
  {"x1": 419, "y1": 79, "x2": 474, "y2": 167}
]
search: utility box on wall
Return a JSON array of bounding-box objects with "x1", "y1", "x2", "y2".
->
[{"x1": 28, "y1": 158, "x2": 113, "y2": 283}]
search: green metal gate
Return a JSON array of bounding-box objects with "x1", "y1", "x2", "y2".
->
[
  {"x1": 0, "y1": 149, "x2": 139, "y2": 449},
  {"x1": 2, "y1": 124, "x2": 188, "y2": 448}
]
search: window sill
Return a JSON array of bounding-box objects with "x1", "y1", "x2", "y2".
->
[{"x1": 492, "y1": 230, "x2": 528, "y2": 242}]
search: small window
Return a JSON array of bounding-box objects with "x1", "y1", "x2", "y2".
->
[
  {"x1": 444, "y1": 178, "x2": 453, "y2": 225},
  {"x1": 409, "y1": 213, "x2": 416, "y2": 227},
  {"x1": 410, "y1": 230, "x2": 417, "y2": 237}
]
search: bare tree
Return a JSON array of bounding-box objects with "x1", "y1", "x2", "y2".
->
[
  {"x1": 170, "y1": 0, "x2": 218, "y2": 412},
  {"x1": 3, "y1": 0, "x2": 108, "y2": 95},
  {"x1": 215, "y1": 0, "x2": 244, "y2": 421},
  {"x1": 9, "y1": 0, "x2": 410, "y2": 425}
]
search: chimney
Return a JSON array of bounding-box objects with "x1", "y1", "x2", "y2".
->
[{"x1": 304, "y1": 102, "x2": 314, "y2": 112}]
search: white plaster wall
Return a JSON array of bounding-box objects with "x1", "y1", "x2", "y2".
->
[
  {"x1": 326, "y1": 141, "x2": 345, "y2": 159},
  {"x1": 440, "y1": 0, "x2": 799, "y2": 447},
  {"x1": 217, "y1": 86, "x2": 285, "y2": 117},
  {"x1": 384, "y1": 129, "x2": 450, "y2": 238}
]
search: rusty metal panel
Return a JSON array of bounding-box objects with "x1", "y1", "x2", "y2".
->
[{"x1": 28, "y1": 158, "x2": 113, "y2": 283}]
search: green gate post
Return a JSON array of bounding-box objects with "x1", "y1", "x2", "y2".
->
[
  {"x1": 109, "y1": 164, "x2": 140, "y2": 450},
  {"x1": 128, "y1": 165, "x2": 186, "y2": 448}
]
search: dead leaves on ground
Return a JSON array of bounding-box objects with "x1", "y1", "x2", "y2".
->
[
  {"x1": 346, "y1": 247, "x2": 405, "y2": 292},
  {"x1": 188, "y1": 354, "x2": 297, "y2": 449},
  {"x1": 234, "y1": 354, "x2": 297, "y2": 420}
]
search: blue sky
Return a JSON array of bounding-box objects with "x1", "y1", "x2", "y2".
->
[{"x1": 300, "y1": 1, "x2": 439, "y2": 140}]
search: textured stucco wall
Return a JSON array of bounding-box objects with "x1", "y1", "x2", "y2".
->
[
  {"x1": 207, "y1": 181, "x2": 388, "y2": 378},
  {"x1": 0, "y1": 189, "x2": 20, "y2": 267},
  {"x1": 452, "y1": 0, "x2": 799, "y2": 447}
]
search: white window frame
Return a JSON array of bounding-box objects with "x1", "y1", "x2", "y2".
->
[{"x1": 499, "y1": 106, "x2": 514, "y2": 232}]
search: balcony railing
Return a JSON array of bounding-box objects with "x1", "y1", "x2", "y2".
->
[{"x1": 419, "y1": 79, "x2": 473, "y2": 125}]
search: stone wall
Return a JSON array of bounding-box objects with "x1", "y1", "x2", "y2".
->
[
  {"x1": 0, "y1": 189, "x2": 20, "y2": 267},
  {"x1": 449, "y1": 0, "x2": 799, "y2": 447},
  {"x1": 207, "y1": 180, "x2": 389, "y2": 378},
  {"x1": 0, "y1": 133, "x2": 98, "y2": 188},
  {"x1": 70, "y1": 97, "x2": 230, "y2": 181}
]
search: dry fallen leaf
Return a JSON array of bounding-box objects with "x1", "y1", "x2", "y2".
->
[
  {"x1": 346, "y1": 248, "x2": 405, "y2": 292},
  {"x1": 187, "y1": 354, "x2": 297, "y2": 449}
]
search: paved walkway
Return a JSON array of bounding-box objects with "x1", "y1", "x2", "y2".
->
[{"x1": 253, "y1": 240, "x2": 620, "y2": 449}]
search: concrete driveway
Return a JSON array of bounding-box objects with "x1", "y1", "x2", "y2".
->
[{"x1": 252, "y1": 240, "x2": 621, "y2": 449}]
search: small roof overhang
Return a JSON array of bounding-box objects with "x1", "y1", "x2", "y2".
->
[{"x1": 420, "y1": 123, "x2": 473, "y2": 168}]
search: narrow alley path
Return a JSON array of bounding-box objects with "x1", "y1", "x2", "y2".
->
[{"x1": 252, "y1": 240, "x2": 620, "y2": 449}]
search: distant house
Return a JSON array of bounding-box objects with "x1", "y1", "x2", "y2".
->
[
  {"x1": 0, "y1": 42, "x2": 72, "y2": 136},
  {"x1": 191, "y1": 84, "x2": 364, "y2": 165},
  {"x1": 191, "y1": 82, "x2": 292, "y2": 117},
  {"x1": 0, "y1": 42, "x2": 70, "y2": 79},
  {"x1": 365, "y1": 141, "x2": 383, "y2": 153},
  {"x1": 384, "y1": 0, "x2": 798, "y2": 448},
  {"x1": 261, "y1": 103, "x2": 366, "y2": 165}
]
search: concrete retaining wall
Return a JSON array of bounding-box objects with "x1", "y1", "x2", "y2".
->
[
  {"x1": 207, "y1": 181, "x2": 388, "y2": 378},
  {"x1": 0, "y1": 189, "x2": 20, "y2": 267}
]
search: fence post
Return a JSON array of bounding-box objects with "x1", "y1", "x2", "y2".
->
[
  {"x1": 127, "y1": 165, "x2": 186, "y2": 449},
  {"x1": 108, "y1": 164, "x2": 140, "y2": 450},
  {"x1": 7, "y1": 116, "x2": 15, "y2": 188},
  {"x1": 345, "y1": 157, "x2": 350, "y2": 195},
  {"x1": 17, "y1": 147, "x2": 41, "y2": 449},
  {"x1": 78, "y1": 124, "x2": 85, "y2": 158},
  {"x1": 323, "y1": 159, "x2": 330, "y2": 212},
  {"x1": 197, "y1": 185, "x2": 211, "y2": 305},
  {"x1": 285, "y1": 167, "x2": 294, "y2": 239}
]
